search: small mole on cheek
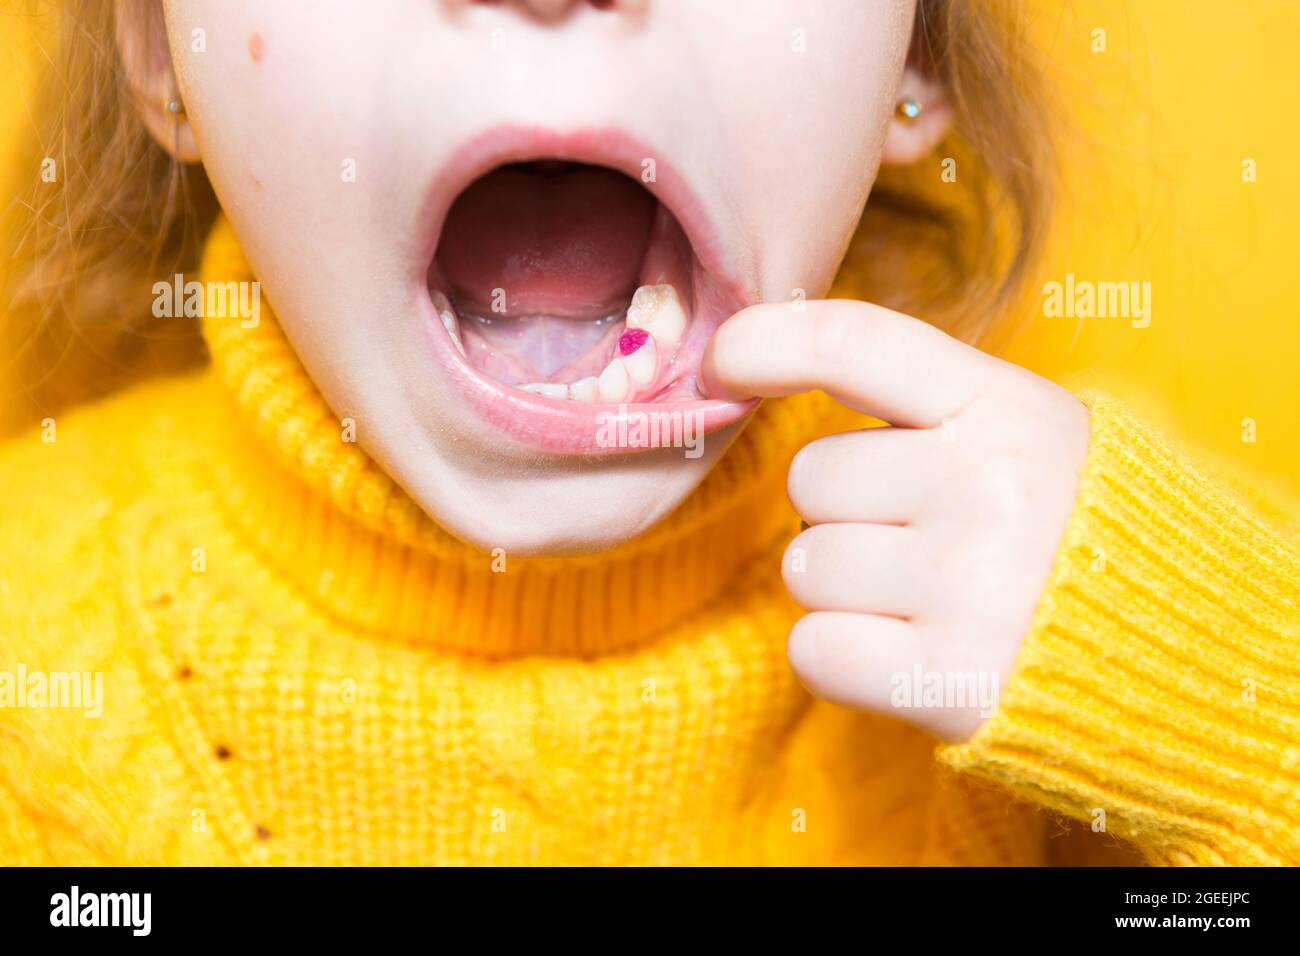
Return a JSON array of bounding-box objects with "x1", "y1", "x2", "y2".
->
[{"x1": 249, "y1": 32, "x2": 264, "y2": 64}]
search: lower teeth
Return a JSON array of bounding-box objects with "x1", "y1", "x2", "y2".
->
[
  {"x1": 568, "y1": 376, "x2": 600, "y2": 403},
  {"x1": 432, "y1": 292, "x2": 467, "y2": 357},
  {"x1": 439, "y1": 283, "x2": 688, "y2": 404},
  {"x1": 519, "y1": 382, "x2": 568, "y2": 400}
]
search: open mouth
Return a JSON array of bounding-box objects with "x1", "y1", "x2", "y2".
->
[{"x1": 419, "y1": 132, "x2": 756, "y2": 455}]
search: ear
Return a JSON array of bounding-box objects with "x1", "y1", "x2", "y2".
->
[
  {"x1": 880, "y1": 64, "x2": 953, "y2": 166},
  {"x1": 113, "y1": 0, "x2": 200, "y2": 163}
]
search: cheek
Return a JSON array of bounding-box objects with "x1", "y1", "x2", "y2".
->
[
  {"x1": 698, "y1": 5, "x2": 909, "y2": 297},
  {"x1": 172, "y1": 3, "x2": 428, "y2": 328},
  {"x1": 171, "y1": 2, "x2": 405, "y2": 225}
]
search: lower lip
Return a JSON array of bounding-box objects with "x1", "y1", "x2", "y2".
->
[{"x1": 418, "y1": 290, "x2": 757, "y2": 456}]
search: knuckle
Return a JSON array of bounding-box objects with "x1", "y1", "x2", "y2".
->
[
  {"x1": 946, "y1": 537, "x2": 1017, "y2": 615},
  {"x1": 968, "y1": 454, "x2": 1038, "y2": 520}
]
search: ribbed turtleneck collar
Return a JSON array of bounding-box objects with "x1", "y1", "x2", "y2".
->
[{"x1": 196, "y1": 216, "x2": 844, "y2": 658}]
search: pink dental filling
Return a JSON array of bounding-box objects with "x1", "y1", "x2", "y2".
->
[{"x1": 618, "y1": 328, "x2": 649, "y2": 356}]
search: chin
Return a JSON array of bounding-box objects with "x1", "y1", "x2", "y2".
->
[{"x1": 384, "y1": 415, "x2": 750, "y2": 557}]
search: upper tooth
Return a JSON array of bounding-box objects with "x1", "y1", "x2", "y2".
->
[
  {"x1": 621, "y1": 333, "x2": 656, "y2": 387},
  {"x1": 626, "y1": 284, "x2": 686, "y2": 349},
  {"x1": 568, "y1": 377, "x2": 599, "y2": 403},
  {"x1": 521, "y1": 382, "x2": 567, "y2": 400},
  {"x1": 597, "y1": 358, "x2": 630, "y2": 403}
]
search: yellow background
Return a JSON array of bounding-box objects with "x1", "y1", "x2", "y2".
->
[
  {"x1": 1014, "y1": 0, "x2": 1299, "y2": 487},
  {"x1": 2, "y1": 2, "x2": 1298, "y2": 488}
]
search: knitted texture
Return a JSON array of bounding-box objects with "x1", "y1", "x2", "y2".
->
[
  {"x1": 1, "y1": 219, "x2": 1295, "y2": 864},
  {"x1": 941, "y1": 392, "x2": 1300, "y2": 865}
]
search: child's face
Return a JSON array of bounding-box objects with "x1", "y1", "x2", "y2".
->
[{"x1": 166, "y1": 0, "x2": 922, "y2": 553}]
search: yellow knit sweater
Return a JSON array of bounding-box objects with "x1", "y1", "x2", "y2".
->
[{"x1": 1, "y1": 218, "x2": 1297, "y2": 866}]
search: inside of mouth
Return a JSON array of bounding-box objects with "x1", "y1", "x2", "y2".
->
[{"x1": 428, "y1": 160, "x2": 702, "y2": 404}]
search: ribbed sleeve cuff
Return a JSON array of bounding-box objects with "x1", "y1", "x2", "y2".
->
[{"x1": 940, "y1": 391, "x2": 1300, "y2": 865}]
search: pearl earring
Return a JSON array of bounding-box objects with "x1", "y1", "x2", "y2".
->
[{"x1": 165, "y1": 97, "x2": 186, "y2": 121}]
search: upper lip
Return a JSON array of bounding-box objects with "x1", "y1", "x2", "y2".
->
[{"x1": 414, "y1": 124, "x2": 751, "y2": 307}]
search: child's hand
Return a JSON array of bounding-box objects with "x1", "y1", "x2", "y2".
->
[{"x1": 702, "y1": 300, "x2": 1091, "y2": 740}]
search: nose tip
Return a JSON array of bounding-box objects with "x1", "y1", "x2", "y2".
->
[
  {"x1": 473, "y1": 0, "x2": 620, "y2": 24},
  {"x1": 523, "y1": 0, "x2": 580, "y2": 18}
]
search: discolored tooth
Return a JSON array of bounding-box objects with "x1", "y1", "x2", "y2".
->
[
  {"x1": 568, "y1": 376, "x2": 599, "y2": 403},
  {"x1": 625, "y1": 284, "x2": 687, "y2": 349},
  {"x1": 520, "y1": 382, "x2": 568, "y2": 400},
  {"x1": 619, "y1": 328, "x2": 656, "y2": 387},
  {"x1": 597, "y1": 357, "x2": 630, "y2": 403}
]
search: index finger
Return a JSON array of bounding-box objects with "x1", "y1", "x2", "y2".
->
[{"x1": 700, "y1": 299, "x2": 997, "y2": 427}]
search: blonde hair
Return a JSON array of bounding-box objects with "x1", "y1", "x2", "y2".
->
[
  {"x1": 847, "y1": 0, "x2": 1056, "y2": 344},
  {"x1": 0, "y1": 0, "x2": 1052, "y2": 434}
]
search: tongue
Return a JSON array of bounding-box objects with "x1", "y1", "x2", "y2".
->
[{"x1": 435, "y1": 162, "x2": 656, "y2": 317}]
